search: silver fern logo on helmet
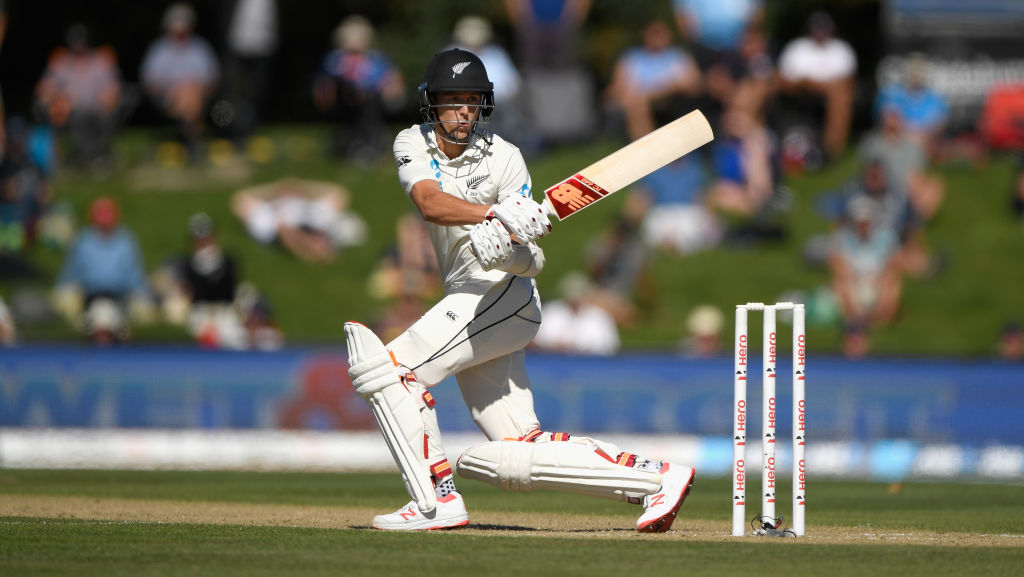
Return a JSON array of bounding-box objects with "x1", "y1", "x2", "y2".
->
[{"x1": 451, "y1": 61, "x2": 471, "y2": 78}]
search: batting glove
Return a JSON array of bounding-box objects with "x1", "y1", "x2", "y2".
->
[
  {"x1": 469, "y1": 219, "x2": 515, "y2": 270},
  {"x1": 486, "y1": 195, "x2": 552, "y2": 244}
]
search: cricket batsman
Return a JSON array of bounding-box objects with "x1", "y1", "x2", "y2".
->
[{"x1": 345, "y1": 48, "x2": 696, "y2": 532}]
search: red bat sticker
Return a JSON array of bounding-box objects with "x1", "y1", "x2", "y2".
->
[{"x1": 543, "y1": 174, "x2": 611, "y2": 220}]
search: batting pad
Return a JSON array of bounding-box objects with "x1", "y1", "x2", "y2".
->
[
  {"x1": 456, "y1": 438, "x2": 662, "y2": 502},
  {"x1": 345, "y1": 322, "x2": 436, "y2": 515}
]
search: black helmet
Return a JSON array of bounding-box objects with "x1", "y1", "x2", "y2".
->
[{"x1": 418, "y1": 48, "x2": 495, "y2": 139}]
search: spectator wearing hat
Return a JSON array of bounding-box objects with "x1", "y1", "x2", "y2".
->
[
  {"x1": 140, "y1": 2, "x2": 220, "y2": 159},
  {"x1": 53, "y1": 196, "x2": 153, "y2": 343},
  {"x1": 312, "y1": 15, "x2": 405, "y2": 162},
  {"x1": 182, "y1": 212, "x2": 237, "y2": 306},
  {"x1": 178, "y1": 212, "x2": 249, "y2": 349},
  {"x1": 775, "y1": 11, "x2": 857, "y2": 161},
  {"x1": 680, "y1": 304, "x2": 724, "y2": 357},
  {"x1": 450, "y1": 15, "x2": 536, "y2": 154},
  {"x1": 531, "y1": 271, "x2": 620, "y2": 356}
]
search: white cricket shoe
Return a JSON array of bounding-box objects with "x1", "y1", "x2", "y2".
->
[
  {"x1": 636, "y1": 463, "x2": 696, "y2": 533},
  {"x1": 372, "y1": 492, "x2": 469, "y2": 531}
]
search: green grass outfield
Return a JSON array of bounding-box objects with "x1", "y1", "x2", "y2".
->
[{"x1": 1, "y1": 469, "x2": 1022, "y2": 576}]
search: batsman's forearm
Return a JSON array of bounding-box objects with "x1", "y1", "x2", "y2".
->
[{"x1": 411, "y1": 183, "x2": 490, "y2": 225}]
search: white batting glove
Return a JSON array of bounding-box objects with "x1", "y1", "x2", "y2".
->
[
  {"x1": 468, "y1": 219, "x2": 515, "y2": 270},
  {"x1": 486, "y1": 195, "x2": 552, "y2": 244}
]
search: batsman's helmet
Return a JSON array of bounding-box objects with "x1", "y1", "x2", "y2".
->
[{"x1": 418, "y1": 48, "x2": 495, "y2": 126}]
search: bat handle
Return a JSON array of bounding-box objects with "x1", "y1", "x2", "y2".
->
[{"x1": 541, "y1": 197, "x2": 557, "y2": 220}]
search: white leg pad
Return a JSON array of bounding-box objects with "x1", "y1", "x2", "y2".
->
[
  {"x1": 456, "y1": 438, "x2": 662, "y2": 502},
  {"x1": 345, "y1": 321, "x2": 436, "y2": 515}
]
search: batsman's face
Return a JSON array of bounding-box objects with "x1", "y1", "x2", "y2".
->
[{"x1": 435, "y1": 91, "x2": 482, "y2": 140}]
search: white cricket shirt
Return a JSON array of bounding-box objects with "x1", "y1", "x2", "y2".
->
[{"x1": 394, "y1": 124, "x2": 533, "y2": 288}]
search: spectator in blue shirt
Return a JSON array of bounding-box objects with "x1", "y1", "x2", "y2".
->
[
  {"x1": 672, "y1": 0, "x2": 763, "y2": 58},
  {"x1": 875, "y1": 53, "x2": 949, "y2": 154},
  {"x1": 605, "y1": 19, "x2": 701, "y2": 141},
  {"x1": 672, "y1": 0, "x2": 764, "y2": 124},
  {"x1": 312, "y1": 15, "x2": 405, "y2": 163},
  {"x1": 54, "y1": 196, "x2": 153, "y2": 343}
]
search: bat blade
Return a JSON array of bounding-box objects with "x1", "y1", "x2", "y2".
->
[{"x1": 543, "y1": 110, "x2": 714, "y2": 220}]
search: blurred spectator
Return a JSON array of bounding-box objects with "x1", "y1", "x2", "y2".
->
[
  {"x1": 53, "y1": 196, "x2": 154, "y2": 344},
  {"x1": 841, "y1": 157, "x2": 942, "y2": 280},
  {"x1": 234, "y1": 281, "x2": 285, "y2": 350},
  {"x1": 180, "y1": 212, "x2": 247, "y2": 349},
  {"x1": 532, "y1": 271, "x2": 620, "y2": 356},
  {"x1": 584, "y1": 192, "x2": 655, "y2": 326},
  {"x1": 451, "y1": 15, "x2": 521, "y2": 112},
  {"x1": 840, "y1": 159, "x2": 909, "y2": 239},
  {"x1": 218, "y1": 0, "x2": 278, "y2": 144},
  {"x1": 0, "y1": 117, "x2": 53, "y2": 253},
  {"x1": 506, "y1": 0, "x2": 597, "y2": 146},
  {"x1": 729, "y1": 28, "x2": 776, "y2": 120},
  {"x1": 449, "y1": 15, "x2": 537, "y2": 155},
  {"x1": 366, "y1": 211, "x2": 441, "y2": 301},
  {"x1": 859, "y1": 105, "x2": 945, "y2": 224},
  {"x1": 671, "y1": 0, "x2": 765, "y2": 123},
  {"x1": 634, "y1": 154, "x2": 722, "y2": 255},
  {"x1": 152, "y1": 214, "x2": 283, "y2": 350},
  {"x1": 999, "y1": 320, "x2": 1023, "y2": 361},
  {"x1": 504, "y1": 0, "x2": 591, "y2": 71},
  {"x1": 679, "y1": 304, "x2": 724, "y2": 357},
  {"x1": 841, "y1": 321, "x2": 870, "y2": 360},
  {"x1": 140, "y1": 3, "x2": 220, "y2": 161},
  {"x1": 231, "y1": 178, "x2": 367, "y2": 264},
  {"x1": 775, "y1": 11, "x2": 856, "y2": 162},
  {"x1": 605, "y1": 19, "x2": 701, "y2": 141},
  {"x1": 704, "y1": 107, "x2": 782, "y2": 224},
  {"x1": 34, "y1": 24, "x2": 123, "y2": 174},
  {"x1": 672, "y1": 0, "x2": 763, "y2": 65},
  {"x1": 181, "y1": 213, "x2": 238, "y2": 305},
  {"x1": 312, "y1": 15, "x2": 405, "y2": 163},
  {"x1": 827, "y1": 194, "x2": 902, "y2": 330},
  {"x1": 979, "y1": 83, "x2": 1024, "y2": 152},
  {"x1": 0, "y1": 294, "x2": 15, "y2": 346},
  {"x1": 874, "y1": 53, "x2": 949, "y2": 155}
]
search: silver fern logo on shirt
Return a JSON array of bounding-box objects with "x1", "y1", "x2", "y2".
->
[
  {"x1": 464, "y1": 175, "x2": 488, "y2": 198},
  {"x1": 451, "y1": 62, "x2": 471, "y2": 78}
]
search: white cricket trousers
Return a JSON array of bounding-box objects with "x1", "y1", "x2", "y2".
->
[{"x1": 388, "y1": 275, "x2": 543, "y2": 448}]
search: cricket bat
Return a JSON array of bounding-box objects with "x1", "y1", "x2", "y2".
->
[{"x1": 543, "y1": 110, "x2": 714, "y2": 220}]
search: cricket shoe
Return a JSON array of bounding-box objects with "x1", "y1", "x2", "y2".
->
[
  {"x1": 636, "y1": 463, "x2": 695, "y2": 533},
  {"x1": 372, "y1": 492, "x2": 469, "y2": 531}
]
